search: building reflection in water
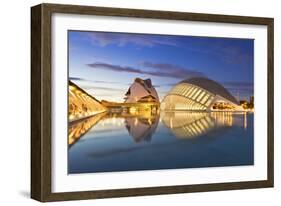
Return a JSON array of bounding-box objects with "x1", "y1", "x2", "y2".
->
[
  {"x1": 69, "y1": 110, "x2": 248, "y2": 146},
  {"x1": 68, "y1": 109, "x2": 160, "y2": 146},
  {"x1": 68, "y1": 112, "x2": 107, "y2": 146},
  {"x1": 161, "y1": 111, "x2": 247, "y2": 139},
  {"x1": 124, "y1": 111, "x2": 160, "y2": 143}
]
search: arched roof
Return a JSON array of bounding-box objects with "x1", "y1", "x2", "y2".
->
[{"x1": 180, "y1": 77, "x2": 239, "y2": 105}]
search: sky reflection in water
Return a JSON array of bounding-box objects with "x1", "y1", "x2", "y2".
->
[{"x1": 68, "y1": 112, "x2": 253, "y2": 174}]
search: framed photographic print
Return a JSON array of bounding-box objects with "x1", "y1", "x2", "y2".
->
[{"x1": 31, "y1": 3, "x2": 274, "y2": 202}]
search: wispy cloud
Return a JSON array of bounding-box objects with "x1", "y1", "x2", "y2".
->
[
  {"x1": 69, "y1": 77, "x2": 86, "y2": 81},
  {"x1": 74, "y1": 31, "x2": 253, "y2": 67},
  {"x1": 140, "y1": 61, "x2": 205, "y2": 78},
  {"x1": 219, "y1": 46, "x2": 252, "y2": 65},
  {"x1": 70, "y1": 76, "x2": 176, "y2": 89},
  {"x1": 87, "y1": 62, "x2": 144, "y2": 74},
  {"x1": 167, "y1": 39, "x2": 252, "y2": 66},
  {"x1": 82, "y1": 85, "x2": 124, "y2": 92},
  {"x1": 222, "y1": 81, "x2": 253, "y2": 88},
  {"x1": 69, "y1": 76, "x2": 127, "y2": 85},
  {"x1": 222, "y1": 81, "x2": 254, "y2": 96},
  {"x1": 87, "y1": 32, "x2": 180, "y2": 48},
  {"x1": 175, "y1": 37, "x2": 253, "y2": 66},
  {"x1": 86, "y1": 61, "x2": 204, "y2": 79}
]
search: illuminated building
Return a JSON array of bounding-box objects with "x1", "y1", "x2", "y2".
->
[
  {"x1": 161, "y1": 77, "x2": 243, "y2": 111},
  {"x1": 68, "y1": 81, "x2": 107, "y2": 121},
  {"x1": 249, "y1": 96, "x2": 254, "y2": 109},
  {"x1": 68, "y1": 112, "x2": 107, "y2": 146},
  {"x1": 161, "y1": 112, "x2": 216, "y2": 139},
  {"x1": 100, "y1": 78, "x2": 160, "y2": 114},
  {"x1": 239, "y1": 96, "x2": 254, "y2": 111},
  {"x1": 125, "y1": 113, "x2": 160, "y2": 143},
  {"x1": 161, "y1": 111, "x2": 246, "y2": 139},
  {"x1": 124, "y1": 78, "x2": 159, "y2": 103}
]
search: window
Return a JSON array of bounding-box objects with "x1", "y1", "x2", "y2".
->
[
  {"x1": 186, "y1": 86, "x2": 195, "y2": 97},
  {"x1": 189, "y1": 87, "x2": 198, "y2": 98},
  {"x1": 200, "y1": 94, "x2": 210, "y2": 105},
  {"x1": 196, "y1": 90, "x2": 206, "y2": 102},
  {"x1": 192, "y1": 89, "x2": 201, "y2": 100},
  {"x1": 205, "y1": 97, "x2": 214, "y2": 107}
]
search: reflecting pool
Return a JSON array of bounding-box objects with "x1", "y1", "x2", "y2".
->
[{"x1": 68, "y1": 111, "x2": 253, "y2": 174}]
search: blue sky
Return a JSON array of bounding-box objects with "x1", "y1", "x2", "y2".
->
[{"x1": 68, "y1": 30, "x2": 254, "y2": 102}]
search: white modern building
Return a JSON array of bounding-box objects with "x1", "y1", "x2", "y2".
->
[
  {"x1": 161, "y1": 77, "x2": 244, "y2": 111},
  {"x1": 124, "y1": 78, "x2": 159, "y2": 103}
]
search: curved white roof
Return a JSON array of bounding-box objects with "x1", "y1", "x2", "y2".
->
[{"x1": 180, "y1": 77, "x2": 239, "y2": 105}]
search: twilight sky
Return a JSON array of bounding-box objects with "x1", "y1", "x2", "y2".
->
[{"x1": 68, "y1": 30, "x2": 254, "y2": 102}]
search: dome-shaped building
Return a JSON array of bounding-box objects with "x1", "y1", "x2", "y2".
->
[{"x1": 161, "y1": 77, "x2": 243, "y2": 111}]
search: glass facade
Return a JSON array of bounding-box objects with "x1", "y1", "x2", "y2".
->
[
  {"x1": 161, "y1": 83, "x2": 215, "y2": 111},
  {"x1": 69, "y1": 82, "x2": 107, "y2": 121}
]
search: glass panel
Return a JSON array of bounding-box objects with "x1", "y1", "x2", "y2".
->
[
  {"x1": 180, "y1": 85, "x2": 186, "y2": 95},
  {"x1": 179, "y1": 86, "x2": 184, "y2": 94},
  {"x1": 189, "y1": 87, "x2": 198, "y2": 98},
  {"x1": 182, "y1": 85, "x2": 190, "y2": 96},
  {"x1": 200, "y1": 94, "x2": 210, "y2": 105},
  {"x1": 196, "y1": 90, "x2": 206, "y2": 102},
  {"x1": 205, "y1": 97, "x2": 214, "y2": 107},
  {"x1": 192, "y1": 89, "x2": 201, "y2": 100},
  {"x1": 186, "y1": 86, "x2": 194, "y2": 97}
]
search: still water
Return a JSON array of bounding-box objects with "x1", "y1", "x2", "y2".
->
[{"x1": 68, "y1": 111, "x2": 253, "y2": 174}]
